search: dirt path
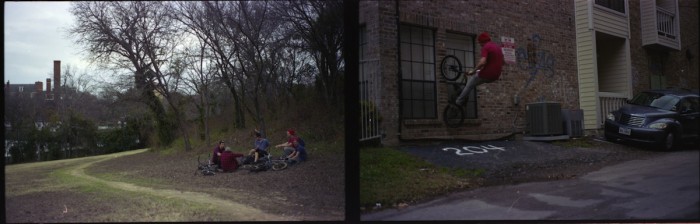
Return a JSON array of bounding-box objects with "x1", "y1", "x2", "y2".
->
[
  {"x1": 6, "y1": 149, "x2": 292, "y2": 222},
  {"x1": 70, "y1": 149, "x2": 288, "y2": 221}
]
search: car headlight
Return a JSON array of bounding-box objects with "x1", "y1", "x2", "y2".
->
[
  {"x1": 606, "y1": 113, "x2": 615, "y2": 121},
  {"x1": 648, "y1": 123, "x2": 667, "y2": 129}
]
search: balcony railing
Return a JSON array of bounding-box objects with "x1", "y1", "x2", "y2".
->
[{"x1": 656, "y1": 7, "x2": 676, "y2": 39}]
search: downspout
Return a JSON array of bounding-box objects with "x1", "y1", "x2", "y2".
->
[{"x1": 396, "y1": 0, "x2": 404, "y2": 141}]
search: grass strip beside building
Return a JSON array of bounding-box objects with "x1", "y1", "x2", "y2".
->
[{"x1": 360, "y1": 147, "x2": 482, "y2": 211}]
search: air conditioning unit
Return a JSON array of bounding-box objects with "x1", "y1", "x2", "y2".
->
[
  {"x1": 526, "y1": 102, "x2": 563, "y2": 136},
  {"x1": 562, "y1": 109, "x2": 584, "y2": 138}
]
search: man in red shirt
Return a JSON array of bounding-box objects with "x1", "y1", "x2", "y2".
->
[
  {"x1": 275, "y1": 129, "x2": 298, "y2": 158},
  {"x1": 455, "y1": 32, "x2": 505, "y2": 106}
]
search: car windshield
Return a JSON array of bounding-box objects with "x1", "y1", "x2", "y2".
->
[{"x1": 629, "y1": 92, "x2": 680, "y2": 110}]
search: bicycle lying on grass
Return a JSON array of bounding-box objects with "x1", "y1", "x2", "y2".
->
[
  {"x1": 195, "y1": 154, "x2": 218, "y2": 176},
  {"x1": 195, "y1": 151, "x2": 289, "y2": 175},
  {"x1": 239, "y1": 153, "x2": 288, "y2": 172}
]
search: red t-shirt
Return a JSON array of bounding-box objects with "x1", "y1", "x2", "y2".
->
[
  {"x1": 478, "y1": 41, "x2": 504, "y2": 81},
  {"x1": 287, "y1": 136, "x2": 299, "y2": 145}
]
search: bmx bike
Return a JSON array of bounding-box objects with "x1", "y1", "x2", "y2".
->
[
  {"x1": 440, "y1": 55, "x2": 476, "y2": 128},
  {"x1": 239, "y1": 153, "x2": 288, "y2": 172},
  {"x1": 195, "y1": 154, "x2": 218, "y2": 176}
]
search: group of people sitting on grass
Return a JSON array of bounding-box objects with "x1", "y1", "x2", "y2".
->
[{"x1": 209, "y1": 128, "x2": 307, "y2": 172}]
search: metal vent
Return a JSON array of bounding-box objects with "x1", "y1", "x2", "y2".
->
[
  {"x1": 526, "y1": 102, "x2": 563, "y2": 136},
  {"x1": 562, "y1": 109, "x2": 584, "y2": 138},
  {"x1": 620, "y1": 114, "x2": 645, "y2": 127}
]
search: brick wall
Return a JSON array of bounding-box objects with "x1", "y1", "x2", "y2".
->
[{"x1": 361, "y1": 0, "x2": 580, "y2": 144}]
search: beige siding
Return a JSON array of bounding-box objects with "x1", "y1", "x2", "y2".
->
[
  {"x1": 597, "y1": 38, "x2": 628, "y2": 94},
  {"x1": 575, "y1": 0, "x2": 600, "y2": 129},
  {"x1": 640, "y1": 0, "x2": 658, "y2": 45},
  {"x1": 593, "y1": 6, "x2": 629, "y2": 38},
  {"x1": 659, "y1": 34, "x2": 678, "y2": 48}
]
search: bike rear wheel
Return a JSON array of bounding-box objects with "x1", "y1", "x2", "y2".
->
[
  {"x1": 443, "y1": 103, "x2": 464, "y2": 128},
  {"x1": 440, "y1": 55, "x2": 462, "y2": 81}
]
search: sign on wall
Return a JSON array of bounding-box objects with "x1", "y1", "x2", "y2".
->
[{"x1": 501, "y1": 36, "x2": 516, "y2": 64}]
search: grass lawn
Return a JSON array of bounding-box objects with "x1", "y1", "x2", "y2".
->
[
  {"x1": 359, "y1": 146, "x2": 483, "y2": 211},
  {"x1": 551, "y1": 136, "x2": 597, "y2": 148}
]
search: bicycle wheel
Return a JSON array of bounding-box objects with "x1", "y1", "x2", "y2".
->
[
  {"x1": 239, "y1": 164, "x2": 253, "y2": 170},
  {"x1": 271, "y1": 161, "x2": 288, "y2": 171},
  {"x1": 443, "y1": 103, "x2": 464, "y2": 128},
  {"x1": 440, "y1": 55, "x2": 462, "y2": 81}
]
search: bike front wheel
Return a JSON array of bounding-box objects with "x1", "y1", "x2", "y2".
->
[
  {"x1": 271, "y1": 161, "x2": 288, "y2": 171},
  {"x1": 443, "y1": 103, "x2": 464, "y2": 128},
  {"x1": 440, "y1": 55, "x2": 462, "y2": 81}
]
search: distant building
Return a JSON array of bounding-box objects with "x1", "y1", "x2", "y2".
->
[
  {"x1": 4, "y1": 60, "x2": 61, "y2": 101},
  {"x1": 4, "y1": 60, "x2": 63, "y2": 162}
]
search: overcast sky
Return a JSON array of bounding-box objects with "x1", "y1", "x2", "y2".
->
[{"x1": 4, "y1": 1, "x2": 93, "y2": 85}]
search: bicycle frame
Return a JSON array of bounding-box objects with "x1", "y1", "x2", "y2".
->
[{"x1": 441, "y1": 55, "x2": 476, "y2": 128}]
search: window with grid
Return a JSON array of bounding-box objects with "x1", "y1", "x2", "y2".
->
[
  {"x1": 445, "y1": 32, "x2": 478, "y2": 118},
  {"x1": 400, "y1": 25, "x2": 436, "y2": 119},
  {"x1": 595, "y1": 0, "x2": 625, "y2": 14}
]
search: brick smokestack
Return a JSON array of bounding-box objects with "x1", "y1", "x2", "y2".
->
[
  {"x1": 54, "y1": 60, "x2": 60, "y2": 97},
  {"x1": 46, "y1": 78, "x2": 52, "y2": 94},
  {"x1": 35, "y1": 81, "x2": 43, "y2": 92}
]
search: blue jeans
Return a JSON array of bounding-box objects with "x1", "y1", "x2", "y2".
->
[
  {"x1": 455, "y1": 71, "x2": 495, "y2": 105},
  {"x1": 283, "y1": 147, "x2": 295, "y2": 158}
]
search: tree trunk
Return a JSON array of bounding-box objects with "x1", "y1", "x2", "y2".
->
[{"x1": 230, "y1": 86, "x2": 246, "y2": 129}]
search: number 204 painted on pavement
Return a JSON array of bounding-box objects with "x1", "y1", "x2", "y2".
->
[{"x1": 442, "y1": 145, "x2": 506, "y2": 156}]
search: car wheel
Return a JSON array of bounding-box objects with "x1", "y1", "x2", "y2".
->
[{"x1": 662, "y1": 132, "x2": 675, "y2": 151}]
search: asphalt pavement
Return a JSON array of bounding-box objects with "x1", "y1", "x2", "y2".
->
[
  {"x1": 397, "y1": 139, "x2": 615, "y2": 175},
  {"x1": 362, "y1": 148, "x2": 700, "y2": 220}
]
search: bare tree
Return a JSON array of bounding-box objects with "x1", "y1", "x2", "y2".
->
[
  {"x1": 273, "y1": 0, "x2": 344, "y2": 107},
  {"x1": 228, "y1": 1, "x2": 292, "y2": 136},
  {"x1": 173, "y1": 1, "x2": 248, "y2": 129},
  {"x1": 173, "y1": 1, "x2": 304, "y2": 136},
  {"x1": 181, "y1": 40, "x2": 217, "y2": 146},
  {"x1": 68, "y1": 1, "x2": 193, "y2": 150}
]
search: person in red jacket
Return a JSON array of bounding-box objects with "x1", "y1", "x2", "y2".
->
[
  {"x1": 220, "y1": 147, "x2": 244, "y2": 172},
  {"x1": 455, "y1": 32, "x2": 505, "y2": 106}
]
